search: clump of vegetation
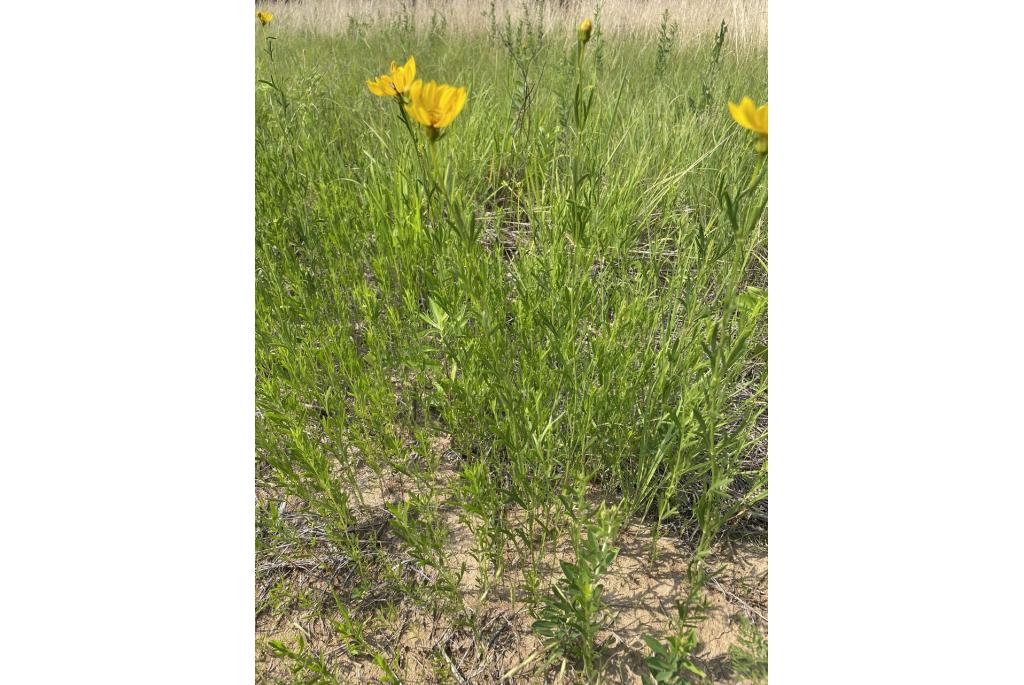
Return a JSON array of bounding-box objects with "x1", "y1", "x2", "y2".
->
[
  {"x1": 256, "y1": 4, "x2": 767, "y2": 682},
  {"x1": 729, "y1": 617, "x2": 769, "y2": 684},
  {"x1": 642, "y1": 585, "x2": 713, "y2": 684},
  {"x1": 654, "y1": 8, "x2": 679, "y2": 76},
  {"x1": 533, "y1": 503, "x2": 622, "y2": 682}
]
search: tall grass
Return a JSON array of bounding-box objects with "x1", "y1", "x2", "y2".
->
[{"x1": 256, "y1": 6, "x2": 766, "y2": 681}]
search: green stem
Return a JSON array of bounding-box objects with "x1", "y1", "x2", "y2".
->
[
  {"x1": 397, "y1": 97, "x2": 431, "y2": 189},
  {"x1": 743, "y1": 153, "x2": 767, "y2": 197}
]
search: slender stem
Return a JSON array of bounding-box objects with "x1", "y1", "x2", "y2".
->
[
  {"x1": 743, "y1": 153, "x2": 767, "y2": 197},
  {"x1": 396, "y1": 97, "x2": 430, "y2": 187}
]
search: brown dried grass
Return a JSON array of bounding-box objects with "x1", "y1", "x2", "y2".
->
[{"x1": 258, "y1": 0, "x2": 768, "y2": 48}]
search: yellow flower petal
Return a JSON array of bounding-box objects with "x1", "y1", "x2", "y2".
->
[
  {"x1": 437, "y1": 86, "x2": 455, "y2": 112},
  {"x1": 397, "y1": 57, "x2": 415, "y2": 90},
  {"x1": 729, "y1": 97, "x2": 767, "y2": 136},
  {"x1": 728, "y1": 100, "x2": 751, "y2": 130},
  {"x1": 441, "y1": 87, "x2": 467, "y2": 128},
  {"x1": 404, "y1": 79, "x2": 468, "y2": 132},
  {"x1": 368, "y1": 59, "x2": 418, "y2": 97},
  {"x1": 739, "y1": 97, "x2": 757, "y2": 128},
  {"x1": 753, "y1": 105, "x2": 768, "y2": 134}
]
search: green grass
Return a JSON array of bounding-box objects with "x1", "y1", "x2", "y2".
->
[{"x1": 256, "y1": 13, "x2": 766, "y2": 684}]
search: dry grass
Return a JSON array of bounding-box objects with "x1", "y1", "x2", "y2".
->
[{"x1": 258, "y1": 0, "x2": 767, "y2": 48}]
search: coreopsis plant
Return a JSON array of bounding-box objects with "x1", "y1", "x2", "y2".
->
[
  {"x1": 572, "y1": 18, "x2": 596, "y2": 130},
  {"x1": 256, "y1": 10, "x2": 273, "y2": 27},
  {"x1": 728, "y1": 97, "x2": 768, "y2": 153},
  {"x1": 365, "y1": 59, "x2": 470, "y2": 240},
  {"x1": 717, "y1": 96, "x2": 767, "y2": 269}
]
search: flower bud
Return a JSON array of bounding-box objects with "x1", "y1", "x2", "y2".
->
[{"x1": 578, "y1": 18, "x2": 593, "y2": 44}]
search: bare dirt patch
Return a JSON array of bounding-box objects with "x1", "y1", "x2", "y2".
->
[{"x1": 257, "y1": 468, "x2": 765, "y2": 684}]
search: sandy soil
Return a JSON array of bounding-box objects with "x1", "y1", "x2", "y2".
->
[{"x1": 256, "y1": 446, "x2": 766, "y2": 684}]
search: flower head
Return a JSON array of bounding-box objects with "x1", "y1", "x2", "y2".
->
[
  {"x1": 404, "y1": 80, "x2": 468, "y2": 140},
  {"x1": 367, "y1": 57, "x2": 417, "y2": 98},
  {"x1": 579, "y1": 18, "x2": 593, "y2": 44},
  {"x1": 256, "y1": 10, "x2": 273, "y2": 26},
  {"x1": 728, "y1": 97, "x2": 768, "y2": 153}
]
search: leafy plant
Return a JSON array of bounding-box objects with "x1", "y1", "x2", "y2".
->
[
  {"x1": 641, "y1": 631, "x2": 705, "y2": 685},
  {"x1": 654, "y1": 9, "x2": 679, "y2": 76},
  {"x1": 387, "y1": 493, "x2": 461, "y2": 602},
  {"x1": 267, "y1": 635, "x2": 339, "y2": 685},
  {"x1": 457, "y1": 458, "x2": 508, "y2": 600},
  {"x1": 641, "y1": 585, "x2": 712, "y2": 685},
  {"x1": 688, "y1": 19, "x2": 729, "y2": 113},
  {"x1": 729, "y1": 617, "x2": 768, "y2": 684},
  {"x1": 533, "y1": 503, "x2": 622, "y2": 682}
]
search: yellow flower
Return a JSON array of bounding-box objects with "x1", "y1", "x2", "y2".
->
[
  {"x1": 579, "y1": 18, "x2": 593, "y2": 44},
  {"x1": 256, "y1": 10, "x2": 273, "y2": 26},
  {"x1": 405, "y1": 80, "x2": 468, "y2": 139},
  {"x1": 728, "y1": 97, "x2": 768, "y2": 153},
  {"x1": 367, "y1": 57, "x2": 417, "y2": 98}
]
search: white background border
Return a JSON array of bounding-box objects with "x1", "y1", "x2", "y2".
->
[
  {"x1": 2, "y1": 1, "x2": 1022, "y2": 682},
  {"x1": 3, "y1": 1, "x2": 253, "y2": 681}
]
